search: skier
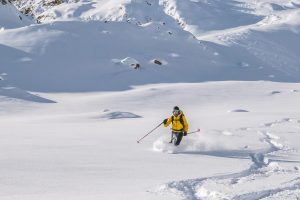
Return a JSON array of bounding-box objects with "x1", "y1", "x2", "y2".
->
[{"x1": 163, "y1": 106, "x2": 189, "y2": 146}]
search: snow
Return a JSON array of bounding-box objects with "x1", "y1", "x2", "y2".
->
[
  {"x1": 1, "y1": 81, "x2": 300, "y2": 200},
  {"x1": 1, "y1": 0, "x2": 300, "y2": 199},
  {"x1": 100, "y1": 111, "x2": 142, "y2": 119},
  {"x1": 0, "y1": 2, "x2": 31, "y2": 29}
]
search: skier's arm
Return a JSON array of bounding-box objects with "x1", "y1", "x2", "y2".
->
[
  {"x1": 183, "y1": 115, "x2": 189, "y2": 132},
  {"x1": 164, "y1": 117, "x2": 172, "y2": 127}
]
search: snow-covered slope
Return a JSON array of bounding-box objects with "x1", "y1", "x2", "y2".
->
[
  {"x1": 160, "y1": 0, "x2": 300, "y2": 37},
  {"x1": 1, "y1": 0, "x2": 300, "y2": 93},
  {"x1": 0, "y1": 0, "x2": 31, "y2": 29},
  {"x1": 0, "y1": 1, "x2": 52, "y2": 102},
  {"x1": 160, "y1": 0, "x2": 300, "y2": 80},
  {"x1": 1, "y1": 81, "x2": 300, "y2": 200},
  {"x1": 13, "y1": 0, "x2": 182, "y2": 25},
  {"x1": 1, "y1": 1, "x2": 300, "y2": 199}
]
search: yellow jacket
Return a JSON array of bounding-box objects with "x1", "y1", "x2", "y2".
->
[{"x1": 164, "y1": 112, "x2": 188, "y2": 133}]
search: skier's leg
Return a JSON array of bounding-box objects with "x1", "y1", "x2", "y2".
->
[
  {"x1": 169, "y1": 132, "x2": 174, "y2": 143},
  {"x1": 175, "y1": 132, "x2": 183, "y2": 146}
]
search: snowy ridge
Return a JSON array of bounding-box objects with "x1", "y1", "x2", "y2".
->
[
  {"x1": 1, "y1": 0, "x2": 299, "y2": 94},
  {"x1": 158, "y1": 0, "x2": 300, "y2": 42},
  {"x1": 1, "y1": 10, "x2": 300, "y2": 93},
  {"x1": 13, "y1": 0, "x2": 177, "y2": 25}
]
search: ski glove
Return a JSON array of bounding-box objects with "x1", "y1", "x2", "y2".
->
[
  {"x1": 163, "y1": 119, "x2": 168, "y2": 124},
  {"x1": 183, "y1": 131, "x2": 187, "y2": 136}
]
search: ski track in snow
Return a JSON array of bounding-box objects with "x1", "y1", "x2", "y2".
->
[
  {"x1": 158, "y1": 118, "x2": 300, "y2": 200},
  {"x1": 2, "y1": 1, "x2": 300, "y2": 199}
]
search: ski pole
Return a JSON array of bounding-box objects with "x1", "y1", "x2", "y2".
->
[
  {"x1": 137, "y1": 122, "x2": 164, "y2": 143},
  {"x1": 187, "y1": 129, "x2": 201, "y2": 135}
]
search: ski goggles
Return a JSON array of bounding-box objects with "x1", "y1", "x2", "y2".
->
[{"x1": 173, "y1": 110, "x2": 180, "y2": 115}]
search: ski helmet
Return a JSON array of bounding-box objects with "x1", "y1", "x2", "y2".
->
[
  {"x1": 173, "y1": 106, "x2": 180, "y2": 116},
  {"x1": 173, "y1": 106, "x2": 180, "y2": 111}
]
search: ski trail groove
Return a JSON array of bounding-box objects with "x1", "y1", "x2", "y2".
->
[{"x1": 159, "y1": 119, "x2": 300, "y2": 199}]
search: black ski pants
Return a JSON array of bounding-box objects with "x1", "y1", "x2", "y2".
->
[{"x1": 173, "y1": 131, "x2": 184, "y2": 146}]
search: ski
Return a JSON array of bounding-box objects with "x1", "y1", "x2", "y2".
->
[{"x1": 187, "y1": 128, "x2": 200, "y2": 135}]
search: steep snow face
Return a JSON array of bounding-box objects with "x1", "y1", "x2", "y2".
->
[
  {"x1": 2, "y1": 19, "x2": 300, "y2": 93},
  {"x1": 13, "y1": 0, "x2": 128, "y2": 23},
  {"x1": 0, "y1": 0, "x2": 31, "y2": 29},
  {"x1": 0, "y1": 20, "x2": 223, "y2": 92},
  {"x1": 13, "y1": 0, "x2": 180, "y2": 27},
  {"x1": 12, "y1": 0, "x2": 300, "y2": 29},
  {"x1": 160, "y1": 0, "x2": 300, "y2": 37},
  {"x1": 0, "y1": 0, "x2": 300, "y2": 94},
  {"x1": 158, "y1": 0, "x2": 300, "y2": 81},
  {"x1": 0, "y1": 0, "x2": 299, "y2": 94},
  {"x1": 160, "y1": 0, "x2": 262, "y2": 34}
]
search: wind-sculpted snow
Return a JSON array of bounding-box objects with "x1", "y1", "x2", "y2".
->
[
  {"x1": 160, "y1": 0, "x2": 263, "y2": 34},
  {"x1": 0, "y1": 72, "x2": 55, "y2": 103},
  {"x1": 100, "y1": 111, "x2": 142, "y2": 120},
  {"x1": 0, "y1": 86, "x2": 55, "y2": 103},
  {"x1": 228, "y1": 109, "x2": 250, "y2": 113}
]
